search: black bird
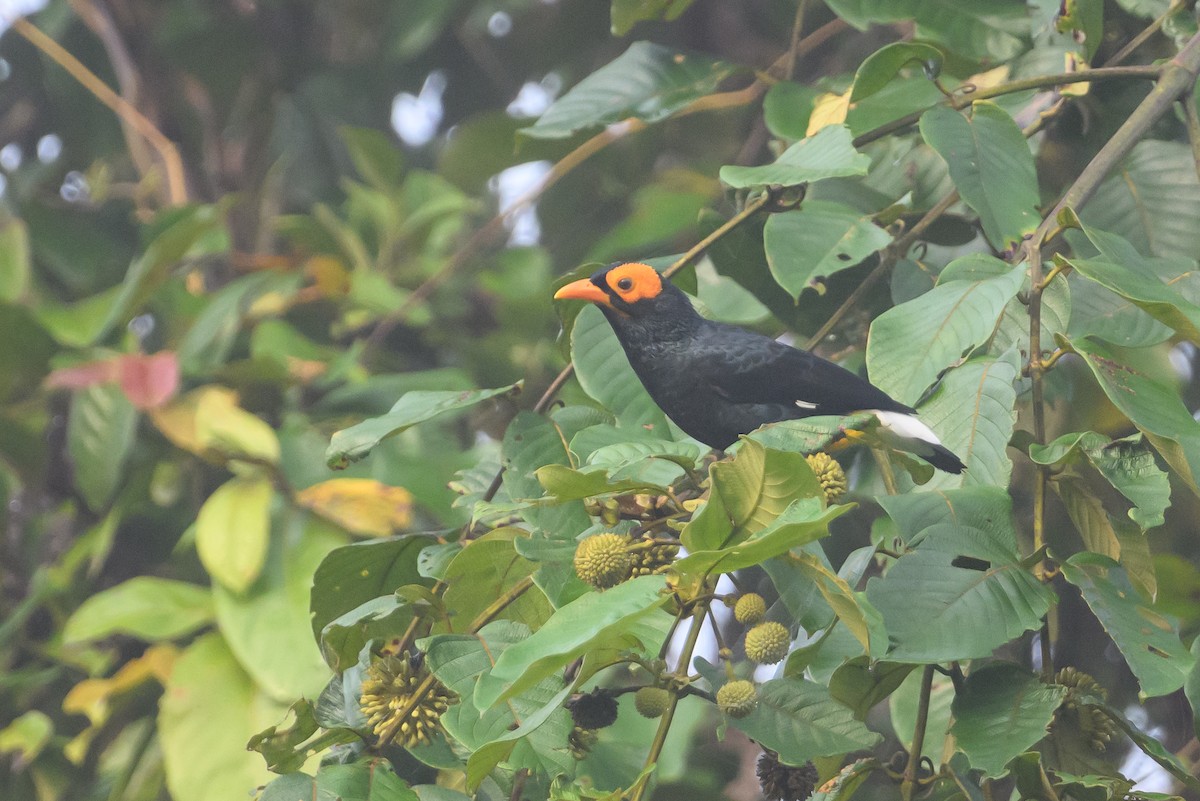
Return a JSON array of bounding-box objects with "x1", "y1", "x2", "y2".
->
[{"x1": 554, "y1": 262, "x2": 966, "y2": 473}]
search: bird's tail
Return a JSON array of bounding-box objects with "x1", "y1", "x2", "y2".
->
[{"x1": 869, "y1": 410, "x2": 966, "y2": 474}]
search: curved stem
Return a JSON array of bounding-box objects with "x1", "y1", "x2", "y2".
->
[{"x1": 10, "y1": 16, "x2": 188, "y2": 205}]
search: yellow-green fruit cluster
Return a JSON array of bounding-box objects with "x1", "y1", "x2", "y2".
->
[
  {"x1": 734, "y1": 593, "x2": 767, "y2": 625},
  {"x1": 806, "y1": 452, "x2": 847, "y2": 504},
  {"x1": 1054, "y1": 667, "x2": 1117, "y2": 752},
  {"x1": 716, "y1": 680, "x2": 758, "y2": 718},
  {"x1": 630, "y1": 539, "x2": 679, "y2": 576},
  {"x1": 360, "y1": 653, "x2": 456, "y2": 748},
  {"x1": 634, "y1": 686, "x2": 671, "y2": 719},
  {"x1": 574, "y1": 533, "x2": 632, "y2": 589},
  {"x1": 567, "y1": 726, "x2": 598, "y2": 759},
  {"x1": 745, "y1": 621, "x2": 789, "y2": 665}
]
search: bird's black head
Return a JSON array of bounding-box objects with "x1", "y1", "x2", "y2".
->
[{"x1": 554, "y1": 262, "x2": 696, "y2": 323}]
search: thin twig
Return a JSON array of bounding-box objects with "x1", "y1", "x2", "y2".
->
[
  {"x1": 1103, "y1": 0, "x2": 1184, "y2": 67},
  {"x1": 853, "y1": 65, "x2": 1162, "y2": 148},
  {"x1": 784, "y1": 0, "x2": 810, "y2": 82},
  {"x1": 1184, "y1": 96, "x2": 1200, "y2": 183},
  {"x1": 631, "y1": 600, "x2": 709, "y2": 801},
  {"x1": 901, "y1": 665, "x2": 935, "y2": 801},
  {"x1": 9, "y1": 16, "x2": 188, "y2": 205}
]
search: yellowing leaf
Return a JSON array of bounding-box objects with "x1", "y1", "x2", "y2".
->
[
  {"x1": 151, "y1": 386, "x2": 280, "y2": 468},
  {"x1": 295, "y1": 478, "x2": 413, "y2": 537},
  {"x1": 196, "y1": 389, "x2": 279, "y2": 466},
  {"x1": 63, "y1": 644, "x2": 179, "y2": 726},
  {"x1": 196, "y1": 476, "x2": 273, "y2": 592},
  {"x1": 807, "y1": 89, "x2": 851, "y2": 136},
  {"x1": 150, "y1": 386, "x2": 238, "y2": 457},
  {"x1": 965, "y1": 65, "x2": 1009, "y2": 93}
]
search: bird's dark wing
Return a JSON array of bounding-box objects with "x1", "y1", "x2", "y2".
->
[{"x1": 690, "y1": 322, "x2": 914, "y2": 416}]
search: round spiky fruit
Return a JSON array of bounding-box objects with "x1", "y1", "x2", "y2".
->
[
  {"x1": 744, "y1": 621, "x2": 790, "y2": 665},
  {"x1": 717, "y1": 680, "x2": 758, "y2": 718},
  {"x1": 573, "y1": 533, "x2": 632, "y2": 589},
  {"x1": 734, "y1": 593, "x2": 767, "y2": 625},
  {"x1": 757, "y1": 752, "x2": 819, "y2": 801},
  {"x1": 806, "y1": 452, "x2": 848, "y2": 504},
  {"x1": 359, "y1": 653, "x2": 456, "y2": 748},
  {"x1": 567, "y1": 689, "x2": 619, "y2": 730},
  {"x1": 634, "y1": 686, "x2": 671, "y2": 719}
]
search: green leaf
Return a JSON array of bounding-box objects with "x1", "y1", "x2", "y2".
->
[
  {"x1": 682, "y1": 440, "x2": 823, "y2": 552},
  {"x1": 213, "y1": 513, "x2": 340, "y2": 702},
  {"x1": 828, "y1": 658, "x2": 915, "y2": 720},
  {"x1": 921, "y1": 103, "x2": 1039, "y2": 251},
  {"x1": 260, "y1": 762, "x2": 420, "y2": 801},
  {"x1": 68, "y1": 383, "x2": 138, "y2": 512},
  {"x1": 0, "y1": 711, "x2": 52, "y2": 764},
  {"x1": 824, "y1": 0, "x2": 1029, "y2": 62},
  {"x1": 585, "y1": 438, "x2": 703, "y2": 485},
  {"x1": 501, "y1": 411, "x2": 592, "y2": 534},
  {"x1": 1099, "y1": 700, "x2": 1200, "y2": 790},
  {"x1": 535, "y1": 464, "x2": 671, "y2": 500},
  {"x1": 700, "y1": 661, "x2": 881, "y2": 763},
  {"x1": 762, "y1": 201, "x2": 890, "y2": 300},
  {"x1": 0, "y1": 217, "x2": 30, "y2": 301},
  {"x1": 522, "y1": 41, "x2": 739, "y2": 139},
  {"x1": 1071, "y1": 336, "x2": 1200, "y2": 498},
  {"x1": 610, "y1": 0, "x2": 696, "y2": 35},
  {"x1": 0, "y1": 303, "x2": 56, "y2": 403},
  {"x1": 310, "y1": 537, "x2": 429, "y2": 660},
  {"x1": 890, "y1": 668, "x2": 956, "y2": 762},
  {"x1": 877, "y1": 485, "x2": 1015, "y2": 543},
  {"x1": 1030, "y1": 431, "x2": 1170, "y2": 529},
  {"x1": 1066, "y1": 255, "x2": 1200, "y2": 343},
  {"x1": 340, "y1": 126, "x2": 405, "y2": 191},
  {"x1": 851, "y1": 42, "x2": 944, "y2": 102},
  {"x1": 1052, "y1": 475, "x2": 1121, "y2": 559},
  {"x1": 867, "y1": 261, "x2": 1025, "y2": 405},
  {"x1": 196, "y1": 476, "x2": 273, "y2": 594},
  {"x1": 673, "y1": 498, "x2": 851, "y2": 579},
  {"x1": 747, "y1": 413, "x2": 876, "y2": 455},
  {"x1": 320, "y1": 595, "x2": 414, "y2": 674},
  {"x1": 1080, "y1": 140, "x2": 1200, "y2": 263},
  {"x1": 63, "y1": 577, "x2": 212, "y2": 644},
  {"x1": 949, "y1": 663, "x2": 1066, "y2": 777},
  {"x1": 1065, "y1": 217, "x2": 1199, "y2": 347},
  {"x1": 915, "y1": 352, "x2": 1019, "y2": 490},
  {"x1": 99, "y1": 204, "x2": 226, "y2": 342},
  {"x1": 326, "y1": 383, "x2": 521, "y2": 469},
  {"x1": 763, "y1": 81, "x2": 818, "y2": 140},
  {"x1": 719, "y1": 125, "x2": 871, "y2": 189},
  {"x1": 571, "y1": 304, "x2": 673, "y2": 434},
  {"x1": 1059, "y1": 553, "x2": 1194, "y2": 697},
  {"x1": 440, "y1": 529, "x2": 552, "y2": 633},
  {"x1": 424, "y1": 621, "x2": 574, "y2": 789},
  {"x1": 158, "y1": 633, "x2": 286, "y2": 801},
  {"x1": 866, "y1": 524, "x2": 1053, "y2": 661},
  {"x1": 1187, "y1": 636, "x2": 1200, "y2": 739},
  {"x1": 475, "y1": 575, "x2": 668, "y2": 707}
]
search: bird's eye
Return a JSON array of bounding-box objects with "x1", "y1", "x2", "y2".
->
[{"x1": 617, "y1": 277, "x2": 634, "y2": 291}]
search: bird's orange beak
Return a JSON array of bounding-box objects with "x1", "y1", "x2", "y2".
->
[{"x1": 554, "y1": 278, "x2": 611, "y2": 306}]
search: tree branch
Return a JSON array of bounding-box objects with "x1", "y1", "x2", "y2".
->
[{"x1": 10, "y1": 16, "x2": 188, "y2": 205}]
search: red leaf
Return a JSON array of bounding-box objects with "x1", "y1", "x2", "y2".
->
[
  {"x1": 45, "y1": 360, "x2": 118, "y2": 390},
  {"x1": 118, "y1": 352, "x2": 180, "y2": 410}
]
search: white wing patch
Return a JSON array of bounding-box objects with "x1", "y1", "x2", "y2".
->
[
  {"x1": 871, "y1": 410, "x2": 943, "y2": 445},
  {"x1": 794, "y1": 400, "x2": 818, "y2": 410}
]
